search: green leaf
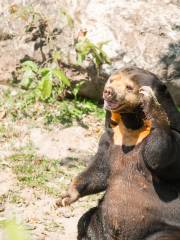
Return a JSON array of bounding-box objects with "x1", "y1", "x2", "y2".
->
[
  {"x1": 53, "y1": 68, "x2": 70, "y2": 87},
  {"x1": 38, "y1": 73, "x2": 52, "y2": 100},
  {"x1": 75, "y1": 38, "x2": 92, "y2": 55},
  {"x1": 99, "y1": 48, "x2": 111, "y2": 64},
  {"x1": 20, "y1": 69, "x2": 35, "y2": 89},
  {"x1": 38, "y1": 67, "x2": 50, "y2": 76},
  {"x1": 72, "y1": 81, "x2": 85, "y2": 99},
  {"x1": 22, "y1": 61, "x2": 38, "y2": 73},
  {"x1": 76, "y1": 53, "x2": 85, "y2": 65},
  {"x1": 75, "y1": 37, "x2": 111, "y2": 67}
]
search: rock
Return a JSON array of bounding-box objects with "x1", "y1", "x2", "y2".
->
[
  {"x1": 72, "y1": 0, "x2": 180, "y2": 104},
  {"x1": 166, "y1": 80, "x2": 180, "y2": 106},
  {"x1": 0, "y1": 0, "x2": 180, "y2": 105}
]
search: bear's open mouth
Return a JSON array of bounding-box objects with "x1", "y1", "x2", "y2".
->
[{"x1": 104, "y1": 100, "x2": 125, "y2": 111}]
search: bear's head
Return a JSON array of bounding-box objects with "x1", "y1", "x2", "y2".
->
[{"x1": 103, "y1": 67, "x2": 165, "y2": 113}]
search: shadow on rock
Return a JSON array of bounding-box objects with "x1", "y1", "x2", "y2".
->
[{"x1": 159, "y1": 40, "x2": 180, "y2": 107}]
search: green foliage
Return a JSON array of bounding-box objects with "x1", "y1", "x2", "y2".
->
[
  {"x1": 7, "y1": 3, "x2": 109, "y2": 126},
  {"x1": 75, "y1": 37, "x2": 111, "y2": 67},
  {"x1": 0, "y1": 220, "x2": 29, "y2": 240},
  {"x1": 0, "y1": 88, "x2": 105, "y2": 125},
  {"x1": 38, "y1": 76, "x2": 52, "y2": 100},
  {"x1": 18, "y1": 60, "x2": 71, "y2": 101},
  {"x1": 53, "y1": 68, "x2": 70, "y2": 87},
  {"x1": 71, "y1": 81, "x2": 85, "y2": 100},
  {"x1": 44, "y1": 99, "x2": 105, "y2": 126},
  {"x1": 37, "y1": 69, "x2": 53, "y2": 100},
  {"x1": 9, "y1": 152, "x2": 59, "y2": 188},
  {"x1": 53, "y1": 68, "x2": 71, "y2": 97},
  {"x1": 12, "y1": 56, "x2": 105, "y2": 126},
  {"x1": 7, "y1": 146, "x2": 85, "y2": 195},
  {"x1": 20, "y1": 61, "x2": 38, "y2": 89}
]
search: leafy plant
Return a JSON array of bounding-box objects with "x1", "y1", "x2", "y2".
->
[
  {"x1": 72, "y1": 81, "x2": 85, "y2": 100},
  {"x1": 10, "y1": 4, "x2": 76, "y2": 101},
  {"x1": 7, "y1": 4, "x2": 109, "y2": 126},
  {"x1": 75, "y1": 37, "x2": 111, "y2": 67},
  {"x1": 20, "y1": 61, "x2": 39, "y2": 89},
  {"x1": 37, "y1": 72, "x2": 52, "y2": 100},
  {"x1": 53, "y1": 68, "x2": 71, "y2": 96},
  {"x1": 10, "y1": 3, "x2": 110, "y2": 94},
  {"x1": 44, "y1": 99, "x2": 105, "y2": 126},
  {"x1": 18, "y1": 60, "x2": 71, "y2": 101},
  {"x1": 10, "y1": 4, "x2": 59, "y2": 63},
  {"x1": 0, "y1": 87, "x2": 105, "y2": 125}
]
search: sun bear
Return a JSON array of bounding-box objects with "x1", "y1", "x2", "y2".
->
[{"x1": 57, "y1": 67, "x2": 180, "y2": 239}]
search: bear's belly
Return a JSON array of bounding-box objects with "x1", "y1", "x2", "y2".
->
[{"x1": 101, "y1": 177, "x2": 160, "y2": 239}]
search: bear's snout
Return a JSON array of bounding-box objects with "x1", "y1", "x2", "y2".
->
[{"x1": 103, "y1": 87, "x2": 116, "y2": 101}]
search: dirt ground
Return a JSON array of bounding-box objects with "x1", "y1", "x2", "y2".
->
[{"x1": 0, "y1": 115, "x2": 104, "y2": 239}]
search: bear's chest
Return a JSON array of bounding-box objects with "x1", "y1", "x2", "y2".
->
[
  {"x1": 112, "y1": 119, "x2": 151, "y2": 147},
  {"x1": 109, "y1": 142, "x2": 148, "y2": 178},
  {"x1": 102, "y1": 168, "x2": 159, "y2": 239},
  {"x1": 104, "y1": 138, "x2": 156, "y2": 238},
  {"x1": 102, "y1": 179, "x2": 158, "y2": 240},
  {"x1": 109, "y1": 113, "x2": 152, "y2": 178}
]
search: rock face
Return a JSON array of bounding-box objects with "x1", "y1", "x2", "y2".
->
[{"x1": 0, "y1": 0, "x2": 180, "y2": 105}]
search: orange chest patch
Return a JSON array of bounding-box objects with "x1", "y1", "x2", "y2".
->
[{"x1": 111, "y1": 112, "x2": 152, "y2": 146}]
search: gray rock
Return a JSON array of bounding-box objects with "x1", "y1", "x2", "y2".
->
[
  {"x1": 72, "y1": 0, "x2": 180, "y2": 104},
  {"x1": 0, "y1": 0, "x2": 180, "y2": 105}
]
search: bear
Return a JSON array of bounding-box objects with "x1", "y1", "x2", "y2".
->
[{"x1": 57, "y1": 67, "x2": 180, "y2": 239}]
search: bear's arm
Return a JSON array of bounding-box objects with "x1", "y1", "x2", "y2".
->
[
  {"x1": 143, "y1": 127, "x2": 180, "y2": 181},
  {"x1": 141, "y1": 93, "x2": 180, "y2": 180},
  {"x1": 73, "y1": 131, "x2": 110, "y2": 195},
  {"x1": 58, "y1": 131, "x2": 111, "y2": 206}
]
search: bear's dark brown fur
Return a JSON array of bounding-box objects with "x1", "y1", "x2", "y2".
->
[{"x1": 58, "y1": 67, "x2": 180, "y2": 240}]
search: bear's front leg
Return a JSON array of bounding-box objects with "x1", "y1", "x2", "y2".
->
[
  {"x1": 56, "y1": 177, "x2": 80, "y2": 207},
  {"x1": 139, "y1": 86, "x2": 180, "y2": 179},
  {"x1": 56, "y1": 132, "x2": 110, "y2": 207}
]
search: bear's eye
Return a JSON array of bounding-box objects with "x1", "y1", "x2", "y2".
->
[{"x1": 126, "y1": 85, "x2": 133, "y2": 91}]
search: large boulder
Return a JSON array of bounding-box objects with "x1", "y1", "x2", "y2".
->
[{"x1": 0, "y1": 0, "x2": 180, "y2": 105}]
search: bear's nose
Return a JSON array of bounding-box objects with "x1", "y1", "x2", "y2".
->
[{"x1": 103, "y1": 87, "x2": 115, "y2": 100}]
